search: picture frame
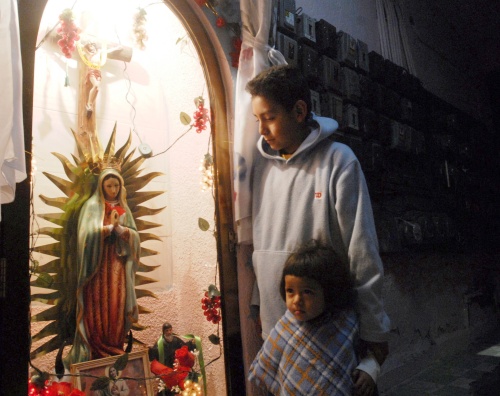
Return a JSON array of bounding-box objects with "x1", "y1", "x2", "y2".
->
[{"x1": 70, "y1": 349, "x2": 154, "y2": 396}]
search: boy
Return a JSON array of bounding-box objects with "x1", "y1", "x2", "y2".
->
[{"x1": 246, "y1": 65, "x2": 390, "y2": 392}]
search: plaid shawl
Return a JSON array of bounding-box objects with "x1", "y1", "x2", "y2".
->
[{"x1": 248, "y1": 309, "x2": 359, "y2": 395}]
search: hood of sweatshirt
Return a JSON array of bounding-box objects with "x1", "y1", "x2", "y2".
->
[{"x1": 256, "y1": 114, "x2": 339, "y2": 161}]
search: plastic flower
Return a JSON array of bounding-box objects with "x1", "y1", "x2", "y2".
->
[
  {"x1": 28, "y1": 378, "x2": 85, "y2": 396},
  {"x1": 69, "y1": 390, "x2": 85, "y2": 396},
  {"x1": 151, "y1": 359, "x2": 190, "y2": 391},
  {"x1": 56, "y1": 9, "x2": 80, "y2": 58},
  {"x1": 47, "y1": 381, "x2": 72, "y2": 395},
  {"x1": 133, "y1": 8, "x2": 148, "y2": 50},
  {"x1": 192, "y1": 97, "x2": 209, "y2": 133},
  {"x1": 175, "y1": 345, "x2": 195, "y2": 368},
  {"x1": 216, "y1": 16, "x2": 226, "y2": 28}
]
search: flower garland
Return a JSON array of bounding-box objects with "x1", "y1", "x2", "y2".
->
[
  {"x1": 199, "y1": 153, "x2": 214, "y2": 192},
  {"x1": 193, "y1": 97, "x2": 210, "y2": 134},
  {"x1": 201, "y1": 284, "x2": 221, "y2": 324},
  {"x1": 56, "y1": 9, "x2": 81, "y2": 59},
  {"x1": 132, "y1": 7, "x2": 148, "y2": 50},
  {"x1": 28, "y1": 376, "x2": 84, "y2": 396}
]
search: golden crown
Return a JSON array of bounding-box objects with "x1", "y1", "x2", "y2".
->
[{"x1": 77, "y1": 123, "x2": 126, "y2": 175}]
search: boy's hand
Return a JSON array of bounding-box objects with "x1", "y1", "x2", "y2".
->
[
  {"x1": 366, "y1": 341, "x2": 389, "y2": 366},
  {"x1": 359, "y1": 339, "x2": 389, "y2": 366},
  {"x1": 352, "y1": 369, "x2": 375, "y2": 396}
]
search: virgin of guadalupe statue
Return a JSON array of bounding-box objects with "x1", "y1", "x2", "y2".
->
[{"x1": 66, "y1": 167, "x2": 140, "y2": 365}]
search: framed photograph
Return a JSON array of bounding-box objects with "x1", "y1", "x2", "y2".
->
[{"x1": 70, "y1": 349, "x2": 154, "y2": 396}]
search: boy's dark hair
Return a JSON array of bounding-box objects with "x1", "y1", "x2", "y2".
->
[
  {"x1": 246, "y1": 65, "x2": 312, "y2": 120},
  {"x1": 280, "y1": 240, "x2": 356, "y2": 313}
]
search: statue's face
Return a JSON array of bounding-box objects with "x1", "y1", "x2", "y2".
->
[
  {"x1": 85, "y1": 43, "x2": 97, "y2": 54},
  {"x1": 163, "y1": 326, "x2": 174, "y2": 342},
  {"x1": 103, "y1": 177, "x2": 121, "y2": 201}
]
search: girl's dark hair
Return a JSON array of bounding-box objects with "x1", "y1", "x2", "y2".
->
[
  {"x1": 246, "y1": 65, "x2": 312, "y2": 119},
  {"x1": 280, "y1": 240, "x2": 356, "y2": 313}
]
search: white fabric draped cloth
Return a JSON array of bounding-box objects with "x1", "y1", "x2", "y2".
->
[
  {"x1": 233, "y1": 1, "x2": 287, "y2": 395},
  {"x1": 233, "y1": 0, "x2": 286, "y2": 244},
  {"x1": 0, "y1": 0, "x2": 26, "y2": 220}
]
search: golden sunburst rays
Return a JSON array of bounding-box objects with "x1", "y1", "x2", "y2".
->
[{"x1": 30, "y1": 124, "x2": 165, "y2": 360}]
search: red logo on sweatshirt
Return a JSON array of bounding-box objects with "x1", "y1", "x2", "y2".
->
[{"x1": 315, "y1": 192, "x2": 322, "y2": 199}]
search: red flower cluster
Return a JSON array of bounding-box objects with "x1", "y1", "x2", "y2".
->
[
  {"x1": 175, "y1": 345, "x2": 195, "y2": 368},
  {"x1": 151, "y1": 359, "x2": 187, "y2": 390},
  {"x1": 201, "y1": 291, "x2": 221, "y2": 324},
  {"x1": 192, "y1": 0, "x2": 241, "y2": 69},
  {"x1": 151, "y1": 346, "x2": 195, "y2": 391},
  {"x1": 230, "y1": 36, "x2": 242, "y2": 68},
  {"x1": 216, "y1": 16, "x2": 226, "y2": 28},
  {"x1": 28, "y1": 378, "x2": 84, "y2": 396},
  {"x1": 193, "y1": 103, "x2": 209, "y2": 134},
  {"x1": 56, "y1": 9, "x2": 80, "y2": 59}
]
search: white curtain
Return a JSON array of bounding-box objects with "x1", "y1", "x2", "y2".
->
[
  {"x1": 376, "y1": 0, "x2": 416, "y2": 75},
  {"x1": 234, "y1": 0, "x2": 285, "y2": 394},
  {"x1": 234, "y1": 0, "x2": 287, "y2": 244},
  {"x1": 0, "y1": 0, "x2": 26, "y2": 220}
]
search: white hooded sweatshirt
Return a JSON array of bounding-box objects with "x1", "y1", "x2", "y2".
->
[{"x1": 251, "y1": 114, "x2": 390, "y2": 344}]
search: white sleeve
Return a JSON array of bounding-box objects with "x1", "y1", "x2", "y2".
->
[
  {"x1": 356, "y1": 353, "x2": 381, "y2": 383},
  {"x1": 335, "y1": 159, "x2": 390, "y2": 342},
  {"x1": 250, "y1": 281, "x2": 260, "y2": 307}
]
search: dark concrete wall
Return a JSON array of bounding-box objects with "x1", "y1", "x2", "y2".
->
[{"x1": 380, "y1": 251, "x2": 500, "y2": 385}]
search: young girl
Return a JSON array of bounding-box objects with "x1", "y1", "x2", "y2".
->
[{"x1": 248, "y1": 240, "x2": 378, "y2": 396}]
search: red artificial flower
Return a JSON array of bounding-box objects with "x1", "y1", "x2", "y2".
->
[
  {"x1": 28, "y1": 380, "x2": 43, "y2": 396},
  {"x1": 151, "y1": 360, "x2": 178, "y2": 389},
  {"x1": 176, "y1": 366, "x2": 192, "y2": 390},
  {"x1": 151, "y1": 359, "x2": 191, "y2": 390},
  {"x1": 175, "y1": 345, "x2": 195, "y2": 368},
  {"x1": 68, "y1": 390, "x2": 85, "y2": 396},
  {"x1": 56, "y1": 9, "x2": 80, "y2": 59},
  {"x1": 28, "y1": 376, "x2": 47, "y2": 396},
  {"x1": 47, "y1": 381, "x2": 73, "y2": 395},
  {"x1": 43, "y1": 386, "x2": 58, "y2": 396},
  {"x1": 230, "y1": 50, "x2": 240, "y2": 68},
  {"x1": 229, "y1": 37, "x2": 242, "y2": 68},
  {"x1": 216, "y1": 16, "x2": 226, "y2": 28},
  {"x1": 192, "y1": 103, "x2": 209, "y2": 133},
  {"x1": 232, "y1": 36, "x2": 242, "y2": 51}
]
